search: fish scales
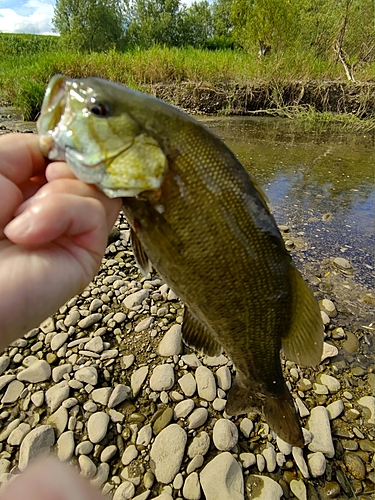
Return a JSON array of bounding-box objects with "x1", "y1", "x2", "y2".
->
[{"x1": 37, "y1": 75, "x2": 324, "y2": 446}]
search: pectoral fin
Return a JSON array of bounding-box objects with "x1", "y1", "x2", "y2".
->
[
  {"x1": 282, "y1": 265, "x2": 324, "y2": 366},
  {"x1": 130, "y1": 228, "x2": 151, "y2": 276},
  {"x1": 182, "y1": 307, "x2": 222, "y2": 357}
]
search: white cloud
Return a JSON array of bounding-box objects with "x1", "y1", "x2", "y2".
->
[{"x1": 0, "y1": 0, "x2": 55, "y2": 35}]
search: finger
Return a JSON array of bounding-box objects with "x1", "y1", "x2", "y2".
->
[
  {"x1": 0, "y1": 458, "x2": 104, "y2": 500},
  {"x1": 46, "y1": 161, "x2": 78, "y2": 181},
  {"x1": 0, "y1": 134, "x2": 48, "y2": 184},
  {"x1": 4, "y1": 193, "x2": 109, "y2": 252},
  {"x1": 0, "y1": 175, "x2": 23, "y2": 234}
]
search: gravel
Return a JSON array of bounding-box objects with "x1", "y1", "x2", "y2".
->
[{"x1": 0, "y1": 213, "x2": 373, "y2": 499}]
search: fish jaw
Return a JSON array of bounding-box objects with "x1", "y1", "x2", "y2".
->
[{"x1": 37, "y1": 75, "x2": 168, "y2": 198}]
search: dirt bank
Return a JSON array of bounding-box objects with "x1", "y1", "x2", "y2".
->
[{"x1": 147, "y1": 80, "x2": 375, "y2": 117}]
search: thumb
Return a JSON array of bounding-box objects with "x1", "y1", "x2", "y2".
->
[{"x1": 0, "y1": 459, "x2": 105, "y2": 500}]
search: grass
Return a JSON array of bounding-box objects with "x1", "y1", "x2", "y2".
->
[{"x1": 0, "y1": 38, "x2": 374, "y2": 124}]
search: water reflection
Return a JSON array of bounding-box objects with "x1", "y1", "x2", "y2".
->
[{"x1": 203, "y1": 117, "x2": 375, "y2": 289}]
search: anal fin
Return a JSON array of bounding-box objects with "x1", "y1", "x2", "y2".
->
[
  {"x1": 182, "y1": 307, "x2": 222, "y2": 357},
  {"x1": 130, "y1": 228, "x2": 151, "y2": 276},
  {"x1": 282, "y1": 264, "x2": 324, "y2": 366}
]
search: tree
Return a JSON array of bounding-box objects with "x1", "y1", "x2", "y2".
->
[
  {"x1": 53, "y1": 0, "x2": 126, "y2": 52},
  {"x1": 180, "y1": 1, "x2": 214, "y2": 48},
  {"x1": 125, "y1": 0, "x2": 183, "y2": 48}
]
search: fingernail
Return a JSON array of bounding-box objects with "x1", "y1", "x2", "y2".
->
[{"x1": 4, "y1": 211, "x2": 33, "y2": 238}]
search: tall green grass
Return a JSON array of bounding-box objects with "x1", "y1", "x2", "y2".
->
[{"x1": 0, "y1": 43, "x2": 374, "y2": 121}]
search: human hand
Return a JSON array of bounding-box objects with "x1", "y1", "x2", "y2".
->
[{"x1": 0, "y1": 133, "x2": 121, "y2": 349}]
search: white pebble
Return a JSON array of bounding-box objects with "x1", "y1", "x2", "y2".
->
[
  {"x1": 87, "y1": 412, "x2": 109, "y2": 444},
  {"x1": 195, "y1": 366, "x2": 216, "y2": 401},
  {"x1": 182, "y1": 472, "x2": 201, "y2": 500},
  {"x1": 158, "y1": 324, "x2": 182, "y2": 356},
  {"x1": 187, "y1": 408, "x2": 208, "y2": 429},
  {"x1": 150, "y1": 424, "x2": 187, "y2": 484},
  {"x1": 213, "y1": 419, "x2": 238, "y2": 451},
  {"x1": 307, "y1": 452, "x2": 326, "y2": 477},
  {"x1": 150, "y1": 364, "x2": 174, "y2": 391},
  {"x1": 307, "y1": 406, "x2": 335, "y2": 458},
  {"x1": 200, "y1": 452, "x2": 243, "y2": 500},
  {"x1": 178, "y1": 373, "x2": 196, "y2": 397}
]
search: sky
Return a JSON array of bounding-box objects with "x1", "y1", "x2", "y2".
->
[
  {"x1": 0, "y1": 0, "x2": 196, "y2": 36},
  {"x1": 0, "y1": 0, "x2": 55, "y2": 35}
]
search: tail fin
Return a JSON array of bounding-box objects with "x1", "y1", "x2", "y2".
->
[{"x1": 226, "y1": 373, "x2": 303, "y2": 448}]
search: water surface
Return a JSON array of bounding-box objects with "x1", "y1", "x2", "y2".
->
[{"x1": 203, "y1": 117, "x2": 374, "y2": 295}]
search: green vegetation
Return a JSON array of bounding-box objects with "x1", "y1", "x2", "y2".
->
[{"x1": 0, "y1": 0, "x2": 373, "y2": 123}]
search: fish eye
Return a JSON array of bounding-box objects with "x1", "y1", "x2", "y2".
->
[{"x1": 87, "y1": 101, "x2": 110, "y2": 118}]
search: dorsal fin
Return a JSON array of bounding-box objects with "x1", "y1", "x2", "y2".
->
[
  {"x1": 130, "y1": 228, "x2": 151, "y2": 276},
  {"x1": 182, "y1": 307, "x2": 222, "y2": 357},
  {"x1": 281, "y1": 264, "x2": 324, "y2": 366}
]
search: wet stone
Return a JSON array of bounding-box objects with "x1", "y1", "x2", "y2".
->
[{"x1": 344, "y1": 452, "x2": 366, "y2": 480}]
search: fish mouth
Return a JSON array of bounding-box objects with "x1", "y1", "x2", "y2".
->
[{"x1": 37, "y1": 75, "x2": 68, "y2": 160}]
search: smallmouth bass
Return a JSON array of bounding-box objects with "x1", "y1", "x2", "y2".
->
[{"x1": 38, "y1": 75, "x2": 324, "y2": 447}]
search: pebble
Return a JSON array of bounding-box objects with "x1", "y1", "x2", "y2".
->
[
  {"x1": 292, "y1": 447, "x2": 309, "y2": 478},
  {"x1": 18, "y1": 424, "x2": 55, "y2": 471},
  {"x1": 357, "y1": 396, "x2": 375, "y2": 424},
  {"x1": 262, "y1": 445, "x2": 277, "y2": 472},
  {"x1": 320, "y1": 374, "x2": 340, "y2": 393},
  {"x1": 181, "y1": 354, "x2": 201, "y2": 368},
  {"x1": 51, "y1": 333, "x2": 69, "y2": 351},
  {"x1": 333, "y1": 257, "x2": 352, "y2": 271},
  {"x1": 124, "y1": 290, "x2": 149, "y2": 309},
  {"x1": 113, "y1": 480, "x2": 135, "y2": 500},
  {"x1": 213, "y1": 419, "x2": 238, "y2": 451},
  {"x1": 122, "y1": 354, "x2": 135, "y2": 369},
  {"x1": 174, "y1": 399, "x2": 195, "y2": 419},
  {"x1": 321, "y1": 342, "x2": 338, "y2": 361},
  {"x1": 52, "y1": 363, "x2": 73, "y2": 383},
  {"x1": 200, "y1": 452, "x2": 244, "y2": 500},
  {"x1": 2, "y1": 380, "x2": 24, "y2": 404},
  {"x1": 150, "y1": 364, "x2": 175, "y2": 391},
  {"x1": 326, "y1": 400, "x2": 344, "y2": 420},
  {"x1": 186, "y1": 454, "x2": 204, "y2": 474},
  {"x1": 78, "y1": 313, "x2": 103, "y2": 329},
  {"x1": 47, "y1": 406, "x2": 69, "y2": 437},
  {"x1": 136, "y1": 424, "x2": 153, "y2": 446},
  {"x1": 246, "y1": 475, "x2": 283, "y2": 500},
  {"x1": 187, "y1": 408, "x2": 208, "y2": 429},
  {"x1": 0, "y1": 419, "x2": 20, "y2": 442},
  {"x1": 216, "y1": 366, "x2": 231, "y2": 391},
  {"x1": 7, "y1": 422, "x2": 31, "y2": 446},
  {"x1": 64, "y1": 310, "x2": 81, "y2": 327},
  {"x1": 342, "y1": 331, "x2": 359, "y2": 353},
  {"x1": 307, "y1": 452, "x2": 326, "y2": 477},
  {"x1": 108, "y1": 384, "x2": 131, "y2": 408},
  {"x1": 307, "y1": 406, "x2": 335, "y2": 458},
  {"x1": 39, "y1": 317, "x2": 55, "y2": 333},
  {"x1": 131, "y1": 366, "x2": 149, "y2": 397},
  {"x1": 85, "y1": 337, "x2": 104, "y2": 353},
  {"x1": 57, "y1": 431, "x2": 75, "y2": 461},
  {"x1": 290, "y1": 479, "x2": 307, "y2": 500},
  {"x1": 122, "y1": 444, "x2": 138, "y2": 466},
  {"x1": 158, "y1": 324, "x2": 182, "y2": 356},
  {"x1": 182, "y1": 472, "x2": 201, "y2": 500},
  {"x1": 17, "y1": 360, "x2": 52, "y2": 383},
  {"x1": 31, "y1": 390, "x2": 45, "y2": 407},
  {"x1": 150, "y1": 424, "x2": 187, "y2": 484},
  {"x1": 187, "y1": 431, "x2": 210, "y2": 458},
  {"x1": 0, "y1": 357, "x2": 10, "y2": 376},
  {"x1": 0, "y1": 375, "x2": 15, "y2": 391},
  {"x1": 195, "y1": 366, "x2": 216, "y2": 401},
  {"x1": 320, "y1": 299, "x2": 337, "y2": 318},
  {"x1": 87, "y1": 412, "x2": 109, "y2": 444},
  {"x1": 344, "y1": 452, "x2": 366, "y2": 480},
  {"x1": 91, "y1": 463, "x2": 110, "y2": 489},
  {"x1": 256, "y1": 454, "x2": 265, "y2": 472},
  {"x1": 76, "y1": 440, "x2": 94, "y2": 455},
  {"x1": 178, "y1": 373, "x2": 196, "y2": 397},
  {"x1": 75, "y1": 366, "x2": 98, "y2": 386},
  {"x1": 79, "y1": 454, "x2": 97, "y2": 478},
  {"x1": 295, "y1": 397, "x2": 310, "y2": 417},
  {"x1": 276, "y1": 436, "x2": 292, "y2": 456},
  {"x1": 240, "y1": 452, "x2": 256, "y2": 468},
  {"x1": 92, "y1": 387, "x2": 113, "y2": 406},
  {"x1": 212, "y1": 398, "x2": 226, "y2": 411}
]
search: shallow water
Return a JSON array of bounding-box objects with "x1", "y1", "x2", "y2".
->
[{"x1": 202, "y1": 117, "x2": 374, "y2": 293}]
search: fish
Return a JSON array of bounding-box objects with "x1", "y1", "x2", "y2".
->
[{"x1": 37, "y1": 75, "x2": 324, "y2": 447}]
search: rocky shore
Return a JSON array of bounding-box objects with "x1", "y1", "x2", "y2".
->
[{"x1": 0, "y1": 208, "x2": 374, "y2": 500}]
